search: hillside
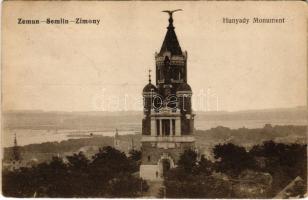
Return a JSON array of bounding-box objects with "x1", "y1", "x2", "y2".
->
[{"x1": 3, "y1": 107, "x2": 307, "y2": 130}]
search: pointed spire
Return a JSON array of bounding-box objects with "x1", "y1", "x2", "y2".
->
[
  {"x1": 12, "y1": 133, "x2": 21, "y2": 161},
  {"x1": 114, "y1": 129, "x2": 119, "y2": 148},
  {"x1": 115, "y1": 128, "x2": 119, "y2": 138},
  {"x1": 14, "y1": 133, "x2": 17, "y2": 147},
  {"x1": 131, "y1": 138, "x2": 135, "y2": 150},
  {"x1": 160, "y1": 9, "x2": 183, "y2": 56}
]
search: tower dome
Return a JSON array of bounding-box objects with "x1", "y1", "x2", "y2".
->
[
  {"x1": 177, "y1": 83, "x2": 192, "y2": 92},
  {"x1": 143, "y1": 69, "x2": 157, "y2": 94},
  {"x1": 143, "y1": 83, "x2": 158, "y2": 93}
]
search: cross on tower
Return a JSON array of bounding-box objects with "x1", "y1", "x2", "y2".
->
[{"x1": 148, "y1": 69, "x2": 152, "y2": 83}]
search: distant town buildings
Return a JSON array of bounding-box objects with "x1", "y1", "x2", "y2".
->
[
  {"x1": 113, "y1": 129, "x2": 135, "y2": 155},
  {"x1": 73, "y1": 129, "x2": 136, "y2": 158}
]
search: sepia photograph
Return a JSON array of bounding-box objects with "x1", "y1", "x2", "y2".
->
[{"x1": 1, "y1": 1, "x2": 307, "y2": 198}]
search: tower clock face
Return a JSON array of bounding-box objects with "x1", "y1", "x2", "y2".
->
[{"x1": 153, "y1": 95, "x2": 163, "y2": 109}]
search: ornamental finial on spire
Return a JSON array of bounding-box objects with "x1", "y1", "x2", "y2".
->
[{"x1": 162, "y1": 9, "x2": 183, "y2": 28}]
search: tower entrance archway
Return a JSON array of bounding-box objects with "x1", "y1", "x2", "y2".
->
[
  {"x1": 161, "y1": 159, "x2": 171, "y2": 176},
  {"x1": 158, "y1": 153, "x2": 175, "y2": 178}
]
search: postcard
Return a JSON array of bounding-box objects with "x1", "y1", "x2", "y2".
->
[{"x1": 1, "y1": 1, "x2": 307, "y2": 198}]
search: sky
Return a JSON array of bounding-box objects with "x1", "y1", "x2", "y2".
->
[{"x1": 2, "y1": 1, "x2": 307, "y2": 112}]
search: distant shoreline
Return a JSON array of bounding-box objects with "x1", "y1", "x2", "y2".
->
[
  {"x1": 3, "y1": 123, "x2": 307, "y2": 148},
  {"x1": 3, "y1": 125, "x2": 306, "y2": 164}
]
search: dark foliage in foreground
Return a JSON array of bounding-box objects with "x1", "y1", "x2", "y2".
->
[
  {"x1": 2, "y1": 146, "x2": 147, "y2": 197},
  {"x1": 249, "y1": 140, "x2": 307, "y2": 196},
  {"x1": 213, "y1": 143, "x2": 257, "y2": 177},
  {"x1": 164, "y1": 150, "x2": 232, "y2": 198},
  {"x1": 164, "y1": 141, "x2": 307, "y2": 198}
]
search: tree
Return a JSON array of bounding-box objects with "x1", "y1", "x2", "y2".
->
[
  {"x1": 164, "y1": 169, "x2": 232, "y2": 198},
  {"x1": 163, "y1": 149, "x2": 233, "y2": 198},
  {"x1": 106, "y1": 175, "x2": 148, "y2": 197},
  {"x1": 177, "y1": 149, "x2": 198, "y2": 173},
  {"x1": 3, "y1": 146, "x2": 147, "y2": 198},
  {"x1": 128, "y1": 149, "x2": 142, "y2": 162},
  {"x1": 66, "y1": 152, "x2": 90, "y2": 171},
  {"x1": 249, "y1": 141, "x2": 307, "y2": 196},
  {"x1": 128, "y1": 149, "x2": 141, "y2": 171},
  {"x1": 196, "y1": 155, "x2": 214, "y2": 175},
  {"x1": 213, "y1": 143, "x2": 257, "y2": 177}
]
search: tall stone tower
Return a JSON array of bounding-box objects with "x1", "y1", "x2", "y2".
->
[{"x1": 140, "y1": 10, "x2": 195, "y2": 180}]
